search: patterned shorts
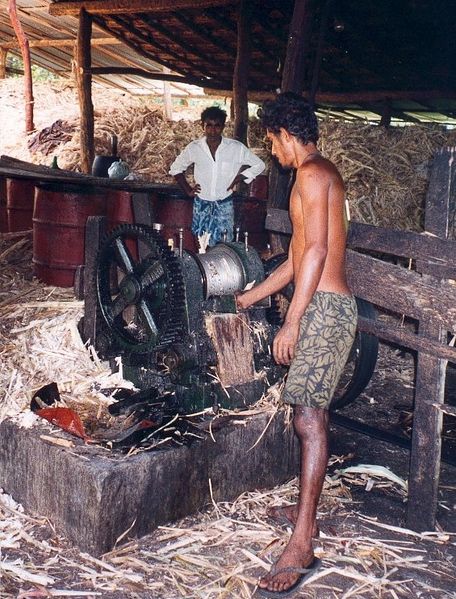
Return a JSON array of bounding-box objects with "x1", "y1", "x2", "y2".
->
[
  {"x1": 282, "y1": 291, "x2": 358, "y2": 409},
  {"x1": 192, "y1": 196, "x2": 234, "y2": 246}
]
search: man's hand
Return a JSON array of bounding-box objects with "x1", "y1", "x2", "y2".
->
[
  {"x1": 234, "y1": 290, "x2": 252, "y2": 311},
  {"x1": 227, "y1": 174, "x2": 244, "y2": 191},
  {"x1": 188, "y1": 183, "x2": 201, "y2": 197},
  {"x1": 273, "y1": 321, "x2": 300, "y2": 365}
]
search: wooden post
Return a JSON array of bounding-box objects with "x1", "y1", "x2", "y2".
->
[
  {"x1": 309, "y1": 0, "x2": 332, "y2": 105},
  {"x1": 268, "y1": 0, "x2": 314, "y2": 253},
  {"x1": 77, "y1": 9, "x2": 95, "y2": 174},
  {"x1": 407, "y1": 147, "x2": 456, "y2": 530},
  {"x1": 0, "y1": 48, "x2": 7, "y2": 79},
  {"x1": 7, "y1": 0, "x2": 34, "y2": 132},
  {"x1": 232, "y1": 0, "x2": 251, "y2": 144},
  {"x1": 162, "y1": 67, "x2": 173, "y2": 120}
]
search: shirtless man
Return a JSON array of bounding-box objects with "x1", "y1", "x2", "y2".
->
[{"x1": 236, "y1": 93, "x2": 357, "y2": 597}]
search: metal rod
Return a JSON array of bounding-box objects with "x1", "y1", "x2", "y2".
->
[
  {"x1": 178, "y1": 227, "x2": 184, "y2": 257},
  {"x1": 244, "y1": 231, "x2": 249, "y2": 251},
  {"x1": 330, "y1": 413, "x2": 456, "y2": 468},
  {"x1": 235, "y1": 226, "x2": 240, "y2": 242}
]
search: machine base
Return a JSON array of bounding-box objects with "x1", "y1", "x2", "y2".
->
[{"x1": 0, "y1": 410, "x2": 298, "y2": 555}]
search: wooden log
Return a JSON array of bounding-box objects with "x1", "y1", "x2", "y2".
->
[
  {"x1": 0, "y1": 37, "x2": 121, "y2": 49},
  {"x1": 346, "y1": 250, "x2": 456, "y2": 330},
  {"x1": 266, "y1": 208, "x2": 456, "y2": 276},
  {"x1": 7, "y1": 0, "x2": 34, "y2": 133},
  {"x1": 232, "y1": 0, "x2": 251, "y2": 144},
  {"x1": 205, "y1": 313, "x2": 255, "y2": 386},
  {"x1": 76, "y1": 9, "x2": 95, "y2": 174},
  {"x1": 357, "y1": 315, "x2": 456, "y2": 362},
  {"x1": 407, "y1": 319, "x2": 446, "y2": 531},
  {"x1": 309, "y1": 0, "x2": 332, "y2": 104},
  {"x1": 0, "y1": 47, "x2": 6, "y2": 79},
  {"x1": 406, "y1": 148, "x2": 453, "y2": 531},
  {"x1": 90, "y1": 66, "x2": 213, "y2": 87},
  {"x1": 267, "y1": 0, "x2": 314, "y2": 254}
]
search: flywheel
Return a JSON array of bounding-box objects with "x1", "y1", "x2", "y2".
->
[{"x1": 96, "y1": 224, "x2": 186, "y2": 353}]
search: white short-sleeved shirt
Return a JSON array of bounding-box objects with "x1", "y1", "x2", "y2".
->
[{"x1": 169, "y1": 136, "x2": 265, "y2": 202}]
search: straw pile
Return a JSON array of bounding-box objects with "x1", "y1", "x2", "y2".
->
[
  {"x1": 1, "y1": 468, "x2": 455, "y2": 598},
  {"x1": 5, "y1": 77, "x2": 453, "y2": 232},
  {"x1": 40, "y1": 110, "x2": 456, "y2": 231}
]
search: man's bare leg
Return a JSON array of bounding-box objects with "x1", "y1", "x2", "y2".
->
[{"x1": 258, "y1": 405, "x2": 329, "y2": 594}]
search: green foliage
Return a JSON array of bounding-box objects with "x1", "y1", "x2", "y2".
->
[{"x1": 7, "y1": 54, "x2": 57, "y2": 82}]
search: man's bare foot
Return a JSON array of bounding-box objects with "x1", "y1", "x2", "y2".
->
[
  {"x1": 258, "y1": 542, "x2": 319, "y2": 595},
  {"x1": 266, "y1": 505, "x2": 319, "y2": 537}
]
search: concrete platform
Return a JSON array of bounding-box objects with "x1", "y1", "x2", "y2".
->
[{"x1": 0, "y1": 412, "x2": 299, "y2": 555}]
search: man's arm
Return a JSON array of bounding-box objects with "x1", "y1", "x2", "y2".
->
[
  {"x1": 235, "y1": 145, "x2": 265, "y2": 185},
  {"x1": 173, "y1": 173, "x2": 201, "y2": 197},
  {"x1": 273, "y1": 166, "x2": 329, "y2": 365},
  {"x1": 169, "y1": 144, "x2": 200, "y2": 197},
  {"x1": 236, "y1": 255, "x2": 294, "y2": 309}
]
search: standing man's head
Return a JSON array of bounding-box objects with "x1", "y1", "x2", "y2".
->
[
  {"x1": 258, "y1": 93, "x2": 319, "y2": 168},
  {"x1": 201, "y1": 106, "x2": 227, "y2": 144}
]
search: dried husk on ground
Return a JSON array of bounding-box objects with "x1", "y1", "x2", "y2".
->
[{"x1": 1, "y1": 217, "x2": 456, "y2": 599}]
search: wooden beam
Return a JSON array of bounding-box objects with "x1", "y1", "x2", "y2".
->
[
  {"x1": 268, "y1": 0, "x2": 314, "y2": 253},
  {"x1": 233, "y1": 0, "x2": 251, "y2": 144},
  {"x1": 49, "y1": 0, "x2": 237, "y2": 16},
  {"x1": 90, "y1": 66, "x2": 214, "y2": 87},
  {"x1": 76, "y1": 9, "x2": 95, "y2": 174},
  {"x1": 0, "y1": 36, "x2": 121, "y2": 49},
  {"x1": 0, "y1": 48, "x2": 6, "y2": 79},
  {"x1": 205, "y1": 88, "x2": 456, "y2": 104},
  {"x1": 7, "y1": 0, "x2": 35, "y2": 133},
  {"x1": 407, "y1": 147, "x2": 456, "y2": 531}
]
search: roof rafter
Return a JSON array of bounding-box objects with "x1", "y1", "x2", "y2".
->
[{"x1": 49, "y1": 0, "x2": 237, "y2": 16}]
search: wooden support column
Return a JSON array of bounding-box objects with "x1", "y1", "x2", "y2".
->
[
  {"x1": 309, "y1": 0, "x2": 332, "y2": 105},
  {"x1": 232, "y1": 0, "x2": 251, "y2": 144},
  {"x1": 162, "y1": 67, "x2": 173, "y2": 120},
  {"x1": 407, "y1": 147, "x2": 456, "y2": 531},
  {"x1": 7, "y1": 0, "x2": 34, "y2": 132},
  {"x1": 76, "y1": 9, "x2": 95, "y2": 174},
  {"x1": 0, "y1": 48, "x2": 7, "y2": 78},
  {"x1": 268, "y1": 0, "x2": 314, "y2": 253}
]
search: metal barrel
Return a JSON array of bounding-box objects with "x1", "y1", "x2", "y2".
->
[
  {"x1": 0, "y1": 177, "x2": 8, "y2": 233},
  {"x1": 6, "y1": 178, "x2": 35, "y2": 232},
  {"x1": 155, "y1": 187, "x2": 197, "y2": 252},
  {"x1": 33, "y1": 184, "x2": 106, "y2": 287},
  {"x1": 232, "y1": 195, "x2": 268, "y2": 252}
]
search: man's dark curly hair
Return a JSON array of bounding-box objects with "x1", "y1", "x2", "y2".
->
[
  {"x1": 201, "y1": 106, "x2": 227, "y2": 125},
  {"x1": 258, "y1": 92, "x2": 319, "y2": 144}
]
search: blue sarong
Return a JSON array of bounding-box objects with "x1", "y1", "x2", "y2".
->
[{"x1": 192, "y1": 196, "x2": 234, "y2": 246}]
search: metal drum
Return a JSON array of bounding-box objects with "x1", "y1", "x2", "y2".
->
[
  {"x1": 33, "y1": 184, "x2": 106, "y2": 287},
  {"x1": 0, "y1": 177, "x2": 7, "y2": 233},
  {"x1": 6, "y1": 178, "x2": 35, "y2": 232},
  {"x1": 155, "y1": 187, "x2": 197, "y2": 252},
  {"x1": 233, "y1": 195, "x2": 268, "y2": 252}
]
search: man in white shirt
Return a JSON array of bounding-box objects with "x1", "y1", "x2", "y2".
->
[{"x1": 169, "y1": 106, "x2": 265, "y2": 246}]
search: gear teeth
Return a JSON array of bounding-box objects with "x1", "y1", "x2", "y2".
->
[{"x1": 96, "y1": 223, "x2": 187, "y2": 353}]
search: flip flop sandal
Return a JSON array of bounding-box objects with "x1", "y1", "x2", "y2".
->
[{"x1": 256, "y1": 558, "x2": 322, "y2": 598}]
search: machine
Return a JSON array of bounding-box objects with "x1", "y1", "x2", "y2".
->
[{"x1": 82, "y1": 223, "x2": 284, "y2": 413}]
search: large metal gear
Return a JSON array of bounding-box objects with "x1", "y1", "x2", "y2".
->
[{"x1": 96, "y1": 224, "x2": 186, "y2": 353}]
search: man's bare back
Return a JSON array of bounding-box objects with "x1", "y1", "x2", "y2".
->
[{"x1": 289, "y1": 155, "x2": 350, "y2": 297}]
